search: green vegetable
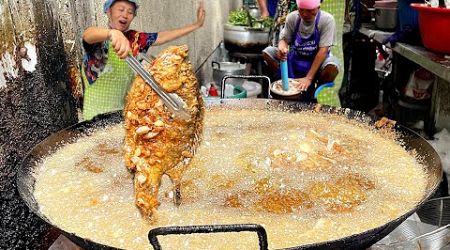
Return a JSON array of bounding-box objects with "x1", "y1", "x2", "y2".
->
[
  {"x1": 252, "y1": 17, "x2": 274, "y2": 28},
  {"x1": 228, "y1": 9, "x2": 251, "y2": 26},
  {"x1": 228, "y1": 8, "x2": 274, "y2": 28}
]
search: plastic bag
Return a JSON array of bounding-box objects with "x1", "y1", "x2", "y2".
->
[{"x1": 404, "y1": 67, "x2": 434, "y2": 100}]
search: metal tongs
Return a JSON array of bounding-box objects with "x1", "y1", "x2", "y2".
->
[{"x1": 125, "y1": 55, "x2": 191, "y2": 120}]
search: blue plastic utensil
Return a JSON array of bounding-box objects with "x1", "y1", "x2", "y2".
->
[
  {"x1": 314, "y1": 82, "x2": 335, "y2": 98},
  {"x1": 280, "y1": 60, "x2": 289, "y2": 91}
]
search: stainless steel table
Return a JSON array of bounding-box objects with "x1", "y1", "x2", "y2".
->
[{"x1": 359, "y1": 24, "x2": 450, "y2": 136}]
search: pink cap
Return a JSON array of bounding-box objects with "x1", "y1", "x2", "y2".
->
[{"x1": 296, "y1": 0, "x2": 321, "y2": 9}]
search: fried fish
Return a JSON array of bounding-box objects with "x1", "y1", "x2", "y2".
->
[{"x1": 123, "y1": 45, "x2": 204, "y2": 219}]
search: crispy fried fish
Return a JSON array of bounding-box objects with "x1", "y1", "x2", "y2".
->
[{"x1": 123, "y1": 45, "x2": 203, "y2": 219}]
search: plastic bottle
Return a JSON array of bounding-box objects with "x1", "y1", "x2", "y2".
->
[
  {"x1": 208, "y1": 84, "x2": 219, "y2": 97},
  {"x1": 200, "y1": 85, "x2": 208, "y2": 97},
  {"x1": 214, "y1": 42, "x2": 230, "y2": 62}
]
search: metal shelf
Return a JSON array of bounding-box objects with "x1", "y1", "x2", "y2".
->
[
  {"x1": 359, "y1": 23, "x2": 450, "y2": 83},
  {"x1": 359, "y1": 24, "x2": 394, "y2": 44},
  {"x1": 357, "y1": 23, "x2": 450, "y2": 135},
  {"x1": 391, "y1": 43, "x2": 450, "y2": 83}
]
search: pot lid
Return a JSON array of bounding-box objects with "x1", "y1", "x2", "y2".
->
[
  {"x1": 213, "y1": 62, "x2": 246, "y2": 71},
  {"x1": 374, "y1": 0, "x2": 398, "y2": 8}
]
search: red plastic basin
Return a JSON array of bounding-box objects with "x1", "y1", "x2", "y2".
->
[{"x1": 411, "y1": 3, "x2": 450, "y2": 54}]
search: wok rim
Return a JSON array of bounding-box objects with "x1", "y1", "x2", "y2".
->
[{"x1": 16, "y1": 99, "x2": 442, "y2": 250}]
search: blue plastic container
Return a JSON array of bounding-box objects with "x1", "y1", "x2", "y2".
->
[{"x1": 398, "y1": 0, "x2": 424, "y2": 31}]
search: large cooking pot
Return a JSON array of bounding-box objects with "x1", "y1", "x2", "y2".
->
[
  {"x1": 375, "y1": 7, "x2": 398, "y2": 30},
  {"x1": 374, "y1": 1, "x2": 398, "y2": 30},
  {"x1": 212, "y1": 61, "x2": 247, "y2": 86},
  {"x1": 17, "y1": 99, "x2": 442, "y2": 250},
  {"x1": 223, "y1": 24, "x2": 270, "y2": 53}
]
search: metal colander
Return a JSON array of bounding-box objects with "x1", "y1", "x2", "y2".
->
[{"x1": 372, "y1": 196, "x2": 450, "y2": 250}]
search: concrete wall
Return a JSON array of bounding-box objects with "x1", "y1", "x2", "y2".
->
[
  {"x1": 130, "y1": 0, "x2": 242, "y2": 84},
  {"x1": 1, "y1": 1, "x2": 79, "y2": 249},
  {"x1": 133, "y1": 0, "x2": 240, "y2": 64}
]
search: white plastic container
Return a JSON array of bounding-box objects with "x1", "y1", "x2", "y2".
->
[{"x1": 242, "y1": 81, "x2": 262, "y2": 98}]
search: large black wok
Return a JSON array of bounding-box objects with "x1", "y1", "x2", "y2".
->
[{"x1": 17, "y1": 99, "x2": 443, "y2": 250}]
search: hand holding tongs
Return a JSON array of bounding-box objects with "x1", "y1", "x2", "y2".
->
[{"x1": 125, "y1": 55, "x2": 191, "y2": 120}]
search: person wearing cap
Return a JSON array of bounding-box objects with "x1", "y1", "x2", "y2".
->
[
  {"x1": 263, "y1": 0, "x2": 339, "y2": 102},
  {"x1": 81, "y1": 0, "x2": 205, "y2": 120}
]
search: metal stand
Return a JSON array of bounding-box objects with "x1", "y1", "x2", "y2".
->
[
  {"x1": 229, "y1": 52, "x2": 268, "y2": 97},
  {"x1": 220, "y1": 75, "x2": 271, "y2": 99}
]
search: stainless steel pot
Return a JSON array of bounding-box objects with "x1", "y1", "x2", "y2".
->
[
  {"x1": 248, "y1": 7, "x2": 261, "y2": 18},
  {"x1": 375, "y1": 7, "x2": 398, "y2": 30},
  {"x1": 223, "y1": 24, "x2": 270, "y2": 53},
  {"x1": 212, "y1": 61, "x2": 247, "y2": 86}
]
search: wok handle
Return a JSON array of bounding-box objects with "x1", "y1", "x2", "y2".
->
[
  {"x1": 221, "y1": 75, "x2": 271, "y2": 99},
  {"x1": 148, "y1": 223, "x2": 268, "y2": 250}
]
